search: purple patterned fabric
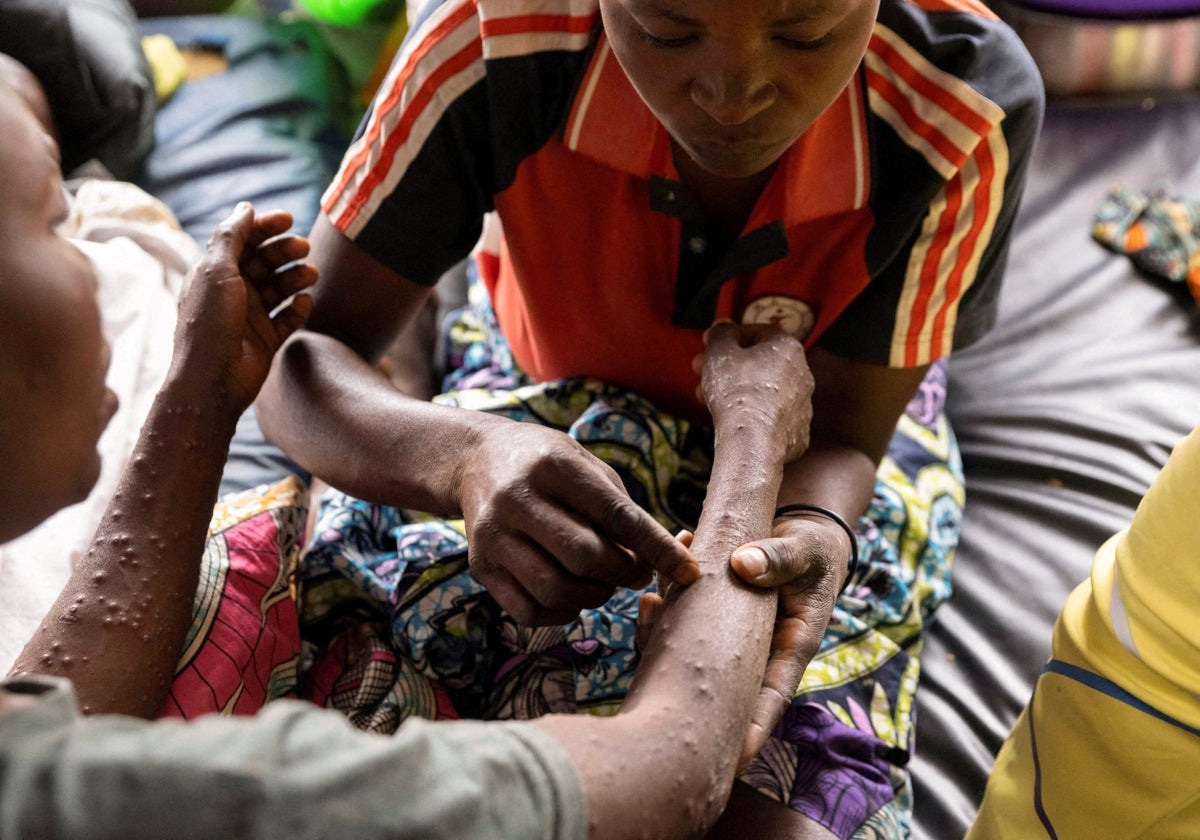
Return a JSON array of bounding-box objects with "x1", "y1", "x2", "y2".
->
[
  {"x1": 779, "y1": 704, "x2": 896, "y2": 839},
  {"x1": 1008, "y1": 0, "x2": 1200, "y2": 20}
]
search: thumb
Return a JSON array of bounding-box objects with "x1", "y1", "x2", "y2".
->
[
  {"x1": 206, "y1": 201, "x2": 256, "y2": 261},
  {"x1": 730, "y1": 537, "x2": 813, "y2": 588}
]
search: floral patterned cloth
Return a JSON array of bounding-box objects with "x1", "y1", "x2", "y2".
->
[
  {"x1": 295, "y1": 279, "x2": 964, "y2": 839},
  {"x1": 1092, "y1": 183, "x2": 1200, "y2": 305}
]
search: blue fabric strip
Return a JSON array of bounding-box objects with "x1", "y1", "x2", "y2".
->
[
  {"x1": 1027, "y1": 682, "x2": 1060, "y2": 839},
  {"x1": 1042, "y1": 659, "x2": 1200, "y2": 738}
]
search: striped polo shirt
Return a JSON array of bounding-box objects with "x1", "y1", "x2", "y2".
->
[{"x1": 323, "y1": 0, "x2": 1044, "y2": 420}]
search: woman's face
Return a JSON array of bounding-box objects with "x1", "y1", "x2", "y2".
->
[
  {"x1": 600, "y1": 0, "x2": 880, "y2": 179},
  {"x1": 0, "y1": 69, "x2": 116, "y2": 543}
]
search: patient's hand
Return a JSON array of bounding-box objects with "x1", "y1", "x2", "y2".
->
[
  {"x1": 698, "y1": 320, "x2": 813, "y2": 461},
  {"x1": 170, "y1": 203, "x2": 317, "y2": 415}
]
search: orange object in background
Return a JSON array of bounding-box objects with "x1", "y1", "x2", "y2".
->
[
  {"x1": 1187, "y1": 257, "x2": 1200, "y2": 306},
  {"x1": 361, "y1": 10, "x2": 409, "y2": 106},
  {"x1": 1123, "y1": 220, "x2": 1149, "y2": 252}
]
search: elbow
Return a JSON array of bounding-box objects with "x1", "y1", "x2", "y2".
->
[
  {"x1": 255, "y1": 332, "x2": 315, "y2": 445},
  {"x1": 631, "y1": 719, "x2": 741, "y2": 838},
  {"x1": 687, "y1": 758, "x2": 739, "y2": 837},
  {"x1": 647, "y1": 762, "x2": 738, "y2": 839}
]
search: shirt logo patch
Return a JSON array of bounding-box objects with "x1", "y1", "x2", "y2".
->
[{"x1": 741, "y1": 296, "x2": 816, "y2": 340}]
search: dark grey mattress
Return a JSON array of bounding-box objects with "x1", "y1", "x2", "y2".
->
[{"x1": 911, "y1": 93, "x2": 1200, "y2": 839}]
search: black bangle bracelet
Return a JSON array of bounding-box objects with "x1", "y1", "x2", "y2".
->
[{"x1": 772, "y1": 503, "x2": 860, "y2": 593}]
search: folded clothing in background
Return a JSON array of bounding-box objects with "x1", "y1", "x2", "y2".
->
[{"x1": 1092, "y1": 184, "x2": 1200, "y2": 305}]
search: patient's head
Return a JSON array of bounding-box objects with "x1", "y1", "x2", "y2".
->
[
  {"x1": 0, "y1": 54, "x2": 55, "y2": 138},
  {"x1": 0, "y1": 66, "x2": 116, "y2": 544}
]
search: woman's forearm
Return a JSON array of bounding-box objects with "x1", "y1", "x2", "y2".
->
[
  {"x1": 776, "y1": 440, "x2": 876, "y2": 519},
  {"x1": 258, "y1": 331, "x2": 507, "y2": 512}
]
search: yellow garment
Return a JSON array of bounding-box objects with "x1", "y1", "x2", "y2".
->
[
  {"x1": 141, "y1": 34, "x2": 188, "y2": 104},
  {"x1": 969, "y1": 426, "x2": 1200, "y2": 839}
]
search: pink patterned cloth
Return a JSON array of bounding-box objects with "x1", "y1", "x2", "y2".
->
[{"x1": 159, "y1": 478, "x2": 308, "y2": 719}]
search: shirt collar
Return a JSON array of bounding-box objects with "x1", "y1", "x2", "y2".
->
[{"x1": 562, "y1": 31, "x2": 872, "y2": 227}]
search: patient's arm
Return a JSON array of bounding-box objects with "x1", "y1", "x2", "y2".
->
[
  {"x1": 535, "y1": 322, "x2": 812, "y2": 839},
  {"x1": 9, "y1": 206, "x2": 315, "y2": 717}
]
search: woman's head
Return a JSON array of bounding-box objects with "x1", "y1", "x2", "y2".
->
[
  {"x1": 600, "y1": 0, "x2": 879, "y2": 179},
  {"x1": 0, "y1": 63, "x2": 116, "y2": 543}
]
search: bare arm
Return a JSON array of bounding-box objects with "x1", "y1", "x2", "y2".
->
[
  {"x1": 256, "y1": 216, "x2": 448, "y2": 506},
  {"x1": 258, "y1": 217, "x2": 699, "y2": 625},
  {"x1": 732, "y1": 349, "x2": 930, "y2": 755},
  {"x1": 9, "y1": 206, "x2": 316, "y2": 717},
  {"x1": 535, "y1": 323, "x2": 810, "y2": 839}
]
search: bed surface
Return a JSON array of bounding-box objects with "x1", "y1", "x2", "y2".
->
[{"x1": 912, "y1": 92, "x2": 1200, "y2": 838}]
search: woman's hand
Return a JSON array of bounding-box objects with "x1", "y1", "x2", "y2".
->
[
  {"x1": 458, "y1": 422, "x2": 700, "y2": 626},
  {"x1": 730, "y1": 517, "x2": 849, "y2": 765},
  {"x1": 170, "y1": 202, "x2": 317, "y2": 415}
]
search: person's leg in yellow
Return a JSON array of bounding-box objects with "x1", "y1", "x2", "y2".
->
[{"x1": 968, "y1": 425, "x2": 1200, "y2": 839}]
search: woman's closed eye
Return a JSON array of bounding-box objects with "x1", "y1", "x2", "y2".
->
[
  {"x1": 637, "y1": 26, "x2": 834, "y2": 52},
  {"x1": 775, "y1": 32, "x2": 833, "y2": 51},
  {"x1": 639, "y1": 26, "x2": 697, "y2": 48}
]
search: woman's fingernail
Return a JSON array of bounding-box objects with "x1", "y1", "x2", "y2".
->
[
  {"x1": 639, "y1": 595, "x2": 658, "y2": 626},
  {"x1": 734, "y1": 547, "x2": 769, "y2": 578},
  {"x1": 675, "y1": 560, "x2": 701, "y2": 585}
]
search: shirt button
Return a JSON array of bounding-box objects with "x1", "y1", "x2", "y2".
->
[{"x1": 688, "y1": 236, "x2": 707, "y2": 254}]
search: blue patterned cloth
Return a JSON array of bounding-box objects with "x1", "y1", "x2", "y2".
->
[{"x1": 295, "y1": 276, "x2": 964, "y2": 839}]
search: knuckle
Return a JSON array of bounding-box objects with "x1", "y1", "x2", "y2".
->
[
  {"x1": 558, "y1": 530, "x2": 599, "y2": 572},
  {"x1": 600, "y1": 495, "x2": 642, "y2": 539},
  {"x1": 208, "y1": 222, "x2": 237, "y2": 247},
  {"x1": 597, "y1": 494, "x2": 648, "y2": 547},
  {"x1": 467, "y1": 506, "x2": 501, "y2": 541},
  {"x1": 560, "y1": 437, "x2": 595, "y2": 469},
  {"x1": 524, "y1": 564, "x2": 563, "y2": 607},
  {"x1": 597, "y1": 459, "x2": 626, "y2": 491},
  {"x1": 765, "y1": 535, "x2": 803, "y2": 568},
  {"x1": 529, "y1": 440, "x2": 578, "y2": 481},
  {"x1": 486, "y1": 477, "x2": 531, "y2": 517},
  {"x1": 197, "y1": 257, "x2": 234, "y2": 287}
]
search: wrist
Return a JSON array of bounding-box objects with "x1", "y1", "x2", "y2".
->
[
  {"x1": 431, "y1": 406, "x2": 510, "y2": 513},
  {"x1": 153, "y1": 374, "x2": 243, "y2": 438},
  {"x1": 772, "y1": 504, "x2": 860, "y2": 592},
  {"x1": 710, "y1": 415, "x2": 787, "y2": 465},
  {"x1": 162, "y1": 355, "x2": 246, "y2": 417}
]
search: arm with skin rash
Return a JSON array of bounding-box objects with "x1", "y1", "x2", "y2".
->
[
  {"x1": 9, "y1": 206, "x2": 316, "y2": 718},
  {"x1": 731, "y1": 351, "x2": 930, "y2": 759},
  {"x1": 534, "y1": 322, "x2": 811, "y2": 839}
]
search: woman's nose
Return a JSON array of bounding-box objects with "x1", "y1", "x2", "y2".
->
[{"x1": 690, "y1": 63, "x2": 777, "y2": 126}]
